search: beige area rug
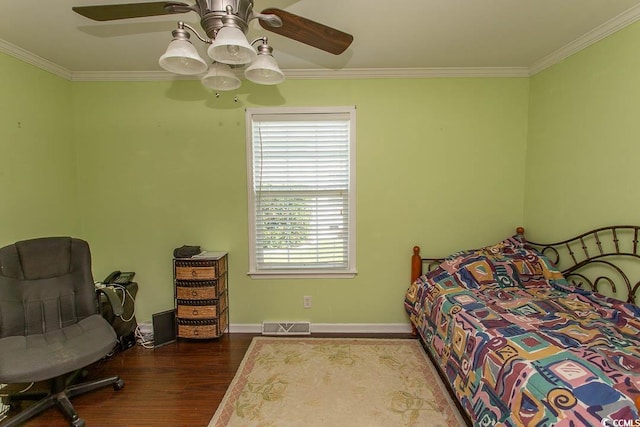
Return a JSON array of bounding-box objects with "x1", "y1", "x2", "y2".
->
[{"x1": 208, "y1": 337, "x2": 466, "y2": 427}]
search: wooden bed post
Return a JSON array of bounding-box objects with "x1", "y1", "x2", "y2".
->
[
  {"x1": 410, "y1": 246, "x2": 422, "y2": 337},
  {"x1": 411, "y1": 246, "x2": 422, "y2": 283}
]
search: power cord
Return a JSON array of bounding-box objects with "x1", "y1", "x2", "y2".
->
[
  {"x1": 0, "y1": 382, "x2": 34, "y2": 396},
  {"x1": 110, "y1": 284, "x2": 136, "y2": 323},
  {"x1": 98, "y1": 282, "x2": 176, "y2": 353},
  {"x1": 1, "y1": 382, "x2": 35, "y2": 417},
  {"x1": 96, "y1": 282, "x2": 141, "y2": 348},
  {"x1": 134, "y1": 325, "x2": 154, "y2": 349}
]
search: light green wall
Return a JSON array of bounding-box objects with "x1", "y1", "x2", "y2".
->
[
  {"x1": 4, "y1": 16, "x2": 639, "y2": 325},
  {"x1": 525, "y1": 21, "x2": 640, "y2": 242},
  {"x1": 71, "y1": 77, "x2": 529, "y2": 324},
  {"x1": 0, "y1": 53, "x2": 78, "y2": 246},
  {"x1": 0, "y1": 50, "x2": 530, "y2": 325}
]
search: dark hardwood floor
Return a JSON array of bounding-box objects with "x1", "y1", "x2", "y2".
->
[{"x1": 1, "y1": 333, "x2": 412, "y2": 427}]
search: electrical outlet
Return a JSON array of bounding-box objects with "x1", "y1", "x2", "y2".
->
[{"x1": 303, "y1": 295, "x2": 312, "y2": 309}]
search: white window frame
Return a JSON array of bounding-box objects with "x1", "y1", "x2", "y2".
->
[{"x1": 246, "y1": 106, "x2": 357, "y2": 279}]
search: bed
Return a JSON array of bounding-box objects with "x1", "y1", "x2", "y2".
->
[{"x1": 404, "y1": 226, "x2": 640, "y2": 426}]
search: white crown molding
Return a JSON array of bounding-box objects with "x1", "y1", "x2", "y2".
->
[
  {"x1": 282, "y1": 67, "x2": 530, "y2": 79},
  {"x1": 529, "y1": 3, "x2": 640, "y2": 76},
  {"x1": 0, "y1": 39, "x2": 71, "y2": 80},
  {"x1": 69, "y1": 67, "x2": 529, "y2": 82},
  {"x1": 230, "y1": 323, "x2": 413, "y2": 334},
  {"x1": 70, "y1": 67, "x2": 529, "y2": 82},
  {"x1": 71, "y1": 70, "x2": 181, "y2": 82}
]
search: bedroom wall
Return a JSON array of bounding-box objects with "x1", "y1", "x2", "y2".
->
[
  {"x1": 72, "y1": 77, "x2": 529, "y2": 326},
  {"x1": 525, "y1": 21, "x2": 640, "y2": 242},
  {"x1": 0, "y1": 53, "x2": 79, "y2": 246},
  {"x1": 7, "y1": 14, "x2": 639, "y2": 326}
]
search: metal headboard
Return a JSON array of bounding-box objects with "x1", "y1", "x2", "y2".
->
[
  {"x1": 411, "y1": 226, "x2": 640, "y2": 306},
  {"x1": 524, "y1": 225, "x2": 640, "y2": 306}
]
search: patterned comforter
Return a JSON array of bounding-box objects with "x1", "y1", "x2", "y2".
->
[{"x1": 404, "y1": 236, "x2": 640, "y2": 426}]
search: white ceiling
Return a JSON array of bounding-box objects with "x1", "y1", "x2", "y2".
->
[{"x1": 1, "y1": 0, "x2": 640, "y2": 79}]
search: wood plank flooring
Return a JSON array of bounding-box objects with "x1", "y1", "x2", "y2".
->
[{"x1": 2, "y1": 333, "x2": 411, "y2": 427}]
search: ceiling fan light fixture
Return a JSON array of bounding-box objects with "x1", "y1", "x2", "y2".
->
[
  {"x1": 207, "y1": 25, "x2": 257, "y2": 65},
  {"x1": 74, "y1": 3, "x2": 355, "y2": 89},
  {"x1": 201, "y1": 62, "x2": 241, "y2": 91},
  {"x1": 159, "y1": 38, "x2": 208, "y2": 75},
  {"x1": 245, "y1": 43, "x2": 285, "y2": 85}
]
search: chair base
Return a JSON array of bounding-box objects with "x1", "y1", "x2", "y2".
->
[{"x1": 1, "y1": 373, "x2": 124, "y2": 427}]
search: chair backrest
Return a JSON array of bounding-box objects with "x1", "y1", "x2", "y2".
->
[{"x1": 0, "y1": 237, "x2": 98, "y2": 339}]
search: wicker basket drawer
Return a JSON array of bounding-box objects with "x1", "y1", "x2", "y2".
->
[
  {"x1": 177, "y1": 315, "x2": 226, "y2": 339},
  {"x1": 178, "y1": 323, "x2": 219, "y2": 339},
  {"x1": 176, "y1": 286, "x2": 217, "y2": 300},
  {"x1": 177, "y1": 304, "x2": 218, "y2": 319},
  {"x1": 176, "y1": 295, "x2": 226, "y2": 318},
  {"x1": 175, "y1": 265, "x2": 216, "y2": 280},
  {"x1": 175, "y1": 275, "x2": 226, "y2": 299}
]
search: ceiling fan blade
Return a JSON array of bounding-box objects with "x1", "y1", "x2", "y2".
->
[
  {"x1": 259, "y1": 8, "x2": 353, "y2": 55},
  {"x1": 72, "y1": 2, "x2": 190, "y2": 22}
]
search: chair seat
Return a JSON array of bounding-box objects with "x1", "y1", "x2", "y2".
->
[{"x1": 0, "y1": 315, "x2": 116, "y2": 384}]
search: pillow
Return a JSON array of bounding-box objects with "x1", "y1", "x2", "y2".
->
[
  {"x1": 434, "y1": 235, "x2": 522, "y2": 290},
  {"x1": 444, "y1": 234, "x2": 524, "y2": 263},
  {"x1": 440, "y1": 234, "x2": 567, "y2": 291},
  {"x1": 478, "y1": 234, "x2": 525, "y2": 256}
]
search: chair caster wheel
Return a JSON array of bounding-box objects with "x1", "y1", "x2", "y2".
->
[
  {"x1": 71, "y1": 417, "x2": 86, "y2": 427},
  {"x1": 114, "y1": 378, "x2": 125, "y2": 390}
]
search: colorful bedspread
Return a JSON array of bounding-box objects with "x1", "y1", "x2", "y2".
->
[{"x1": 405, "y1": 236, "x2": 640, "y2": 426}]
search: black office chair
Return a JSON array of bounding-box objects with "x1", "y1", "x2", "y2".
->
[{"x1": 0, "y1": 237, "x2": 125, "y2": 427}]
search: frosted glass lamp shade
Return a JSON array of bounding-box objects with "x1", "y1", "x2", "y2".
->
[
  {"x1": 159, "y1": 39, "x2": 208, "y2": 75},
  {"x1": 245, "y1": 54, "x2": 285, "y2": 85},
  {"x1": 201, "y1": 62, "x2": 241, "y2": 91},
  {"x1": 207, "y1": 26, "x2": 257, "y2": 65}
]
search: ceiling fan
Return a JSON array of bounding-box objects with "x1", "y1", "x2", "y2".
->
[
  {"x1": 72, "y1": 0, "x2": 354, "y2": 91},
  {"x1": 73, "y1": 0, "x2": 353, "y2": 55}
]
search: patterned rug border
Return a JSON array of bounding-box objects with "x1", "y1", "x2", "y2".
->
[{"x1": 208, "y1": 337, "x2": 466, "y2": 426}]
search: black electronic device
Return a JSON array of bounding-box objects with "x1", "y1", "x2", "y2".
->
[
  {"x1": 103, "y1": 270, "x2": 136, "y2": 285},
  {"x1": 152, "y1": 309, "x2": 176, "y2": 348}
]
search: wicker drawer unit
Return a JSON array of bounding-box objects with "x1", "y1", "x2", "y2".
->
[
  {"x1": 177, "y1": 316, "x2": 228, "y2": 339},
  {"x1": 173, "y1": 253, "x2": 228, "y2": 339}
]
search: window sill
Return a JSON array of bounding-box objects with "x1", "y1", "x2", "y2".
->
[{"x1": 248, "y1": 270, "x2": 357, "y2": 279}]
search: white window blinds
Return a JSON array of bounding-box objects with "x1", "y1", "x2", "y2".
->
[{"x1": 247, "y1": 107, "x2": 356, "y2": 277}]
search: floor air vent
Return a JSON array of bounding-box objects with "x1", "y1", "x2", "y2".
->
[{"x1": 262, "y1": 321, "x2": 311, "y2": 336}]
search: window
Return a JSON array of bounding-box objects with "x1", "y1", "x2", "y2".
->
[{"x1": 246, "y1": 106, "x2": 356, "y2": 278}]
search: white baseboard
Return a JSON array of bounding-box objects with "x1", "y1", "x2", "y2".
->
[{"x1": 230, "y1": 323, "x2": 412, "y2": 334}]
